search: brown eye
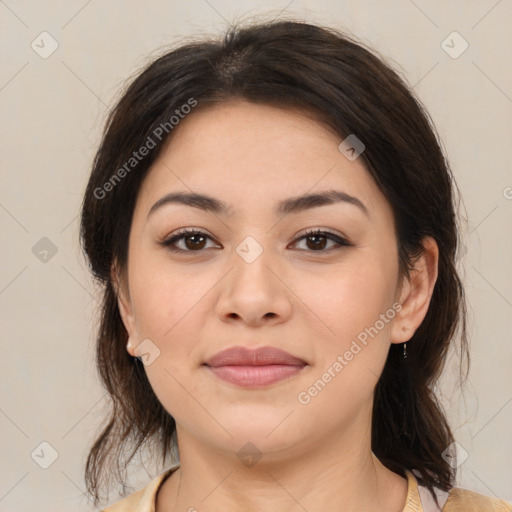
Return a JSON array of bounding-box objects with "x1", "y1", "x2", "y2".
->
[
  {"x1": 291, "y1": 229, "x2": 351, "y2": 252},
  {"x1": 183, "y1": 233, "x2": 207, "y2": 250},
  {"x1": 305, "y1": 233, "x2": 328, "y2": 250},
  {"x1": 159, "y1": 229, "x2": 219, "y2": 253}
]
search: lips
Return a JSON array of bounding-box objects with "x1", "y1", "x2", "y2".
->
[
  {"x1": 203, "y1": 345, "x2": 306, "y2": 367},
  {"x1": 203, "y1": 346, "x2": 307, "y2": 388}
]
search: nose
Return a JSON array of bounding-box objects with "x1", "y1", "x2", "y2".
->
[{"x1": 214, "y1": 246, "x2": 293, "y2": 327}]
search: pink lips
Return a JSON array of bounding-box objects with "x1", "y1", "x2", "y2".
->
[{"x1": 203, "y1": 346, "x2": 307, "y2": 388}]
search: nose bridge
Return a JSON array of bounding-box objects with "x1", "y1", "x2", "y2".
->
[
  {"x1": 230, "y1": 234, "x2": 277, "y2": 295},
  {"x1": 215, "y1": 234, "x2": 292, "y2": 324}
]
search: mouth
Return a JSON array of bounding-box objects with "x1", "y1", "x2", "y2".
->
[{"x1": 203, "y1": 345, "x2": 307, "y2": 388}]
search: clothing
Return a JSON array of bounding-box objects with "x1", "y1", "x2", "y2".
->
[{"x1": 102, "y1": 464, "x2": 512, "y2": 512}]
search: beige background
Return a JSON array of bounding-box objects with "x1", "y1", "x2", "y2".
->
[{"x1": 1, "y1": 1, "x2": 511, "y2": 510}]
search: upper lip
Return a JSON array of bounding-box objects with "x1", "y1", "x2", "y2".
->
[{"x1": 204, "y1": 346, "x2": 307, "y2": 367}]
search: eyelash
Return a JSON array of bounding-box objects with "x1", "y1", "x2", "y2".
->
[{"x1": 158, "y1": 227, "x2": 351, "y2": 254}]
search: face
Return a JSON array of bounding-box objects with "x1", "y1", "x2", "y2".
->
[{"x1": 116, "y1": 99, "x2": 414, "y2": 461}]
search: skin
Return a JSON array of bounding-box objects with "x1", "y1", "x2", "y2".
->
[{"x1": 114, "y1": 99, "x2": 439, "y2": 512}]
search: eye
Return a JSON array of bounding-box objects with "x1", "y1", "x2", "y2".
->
[
  {"x1": 158, "y1": 227, "x2": 351, "y2": 254},
  {"x1": 158, "y1": 228, "x2": 220, "y2": 253},
  {"x1": 290, "y1": 228, "x2": 351, "y2": 252}
]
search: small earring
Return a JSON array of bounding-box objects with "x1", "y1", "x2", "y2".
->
[
  {"x1": 403, "y1": 342, "x2": 407, "y2": 359},
  {"x1": 127, "y1": 340, "x2": 133, "y2": 355}
]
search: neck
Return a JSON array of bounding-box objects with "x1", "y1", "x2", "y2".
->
[{"x1": 156, "y1": 418, "x2": 408, "y2": 512}]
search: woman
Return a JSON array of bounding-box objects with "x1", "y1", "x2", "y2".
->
[{"x1": 80, "y1": 19, "x2": 511, "y2": 512}]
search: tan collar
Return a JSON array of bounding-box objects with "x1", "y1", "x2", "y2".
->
[{"x1": 402, "y1": 469, "x2": 450, "y2": 511}]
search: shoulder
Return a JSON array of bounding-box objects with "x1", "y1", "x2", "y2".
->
[
  {"x1": 101, "y1": 466, "x2": 178, "y2": 512},
  {"x1": 443, "y1": 486, "x2": 512, "y2": 512},
  {"x1": 405, "y1": 469, "x2": 511, "y2": 512}
]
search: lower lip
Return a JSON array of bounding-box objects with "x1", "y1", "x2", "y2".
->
[{"x1": 206, "y1": 364, "x2": 305, "y2": 388}]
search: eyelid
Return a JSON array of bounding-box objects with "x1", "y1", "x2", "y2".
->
[
  {"x1": 292, "y1": 227, "x2": 350, "y2": 244},
  {"x1": 289, "y1": 227, "x2": 351, "y2": 251},
  {"x1": 158, "y1": 227, "x2": 220, "y2": 251}
]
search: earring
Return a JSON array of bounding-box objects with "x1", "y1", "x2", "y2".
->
[
  {"x1": 127, "y1": 340, "x2": 133, "y2": 355},
  {"x1": 403, "y1": 342, "x2": 407, "y2": 359}
]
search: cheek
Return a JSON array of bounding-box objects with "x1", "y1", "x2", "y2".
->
[
  {"x1": 127, "y1": 253, "x2": 222, "y2": 377},
  {"x1": 127, "y1": 244, "x2": 204, "y2": 335},
  {"x1": 292, "y1": 271, "x2": 398, "y2": 414},
  {"x1": 294, "y1": 254, "x2": 399, "y2": 404},
  {"x1": 127, "y1": 258, "x2": 212, "y2": 420},
  {"x1": 296, "y1": 259, "x2": 397, "y2": 343}
]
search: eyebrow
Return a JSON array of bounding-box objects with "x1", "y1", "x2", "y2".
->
[{"x1": 147, "y1": 189, "x2": 369, "y2": 219}]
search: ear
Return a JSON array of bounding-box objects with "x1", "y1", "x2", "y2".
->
[
  {"x1": 390, "y1": 236, "x2": 439, "y2": 344},
  {"x1": 111, "y1": 259, "x2": 138, "y2": 356}
]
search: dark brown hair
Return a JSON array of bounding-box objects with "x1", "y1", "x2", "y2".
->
[{"x1": 80, "y1": 18, "x2": 469, "y2": 508}]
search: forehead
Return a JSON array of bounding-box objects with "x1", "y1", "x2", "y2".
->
[{"x1": 134, "y1": 100, "x2": 391, "y2": 222}]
